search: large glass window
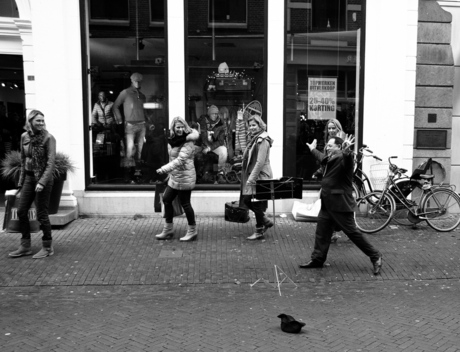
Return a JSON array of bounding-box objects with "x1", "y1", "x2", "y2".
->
[
  {"x1": 86, "y1": 0, "x2": 168, "y2": 185},
  {"x1": 284, "y1": 0, "x2": 362, "y2": 182},
  {"x1": 187, "y1": 0, "x2": 266, "y2": 186}
]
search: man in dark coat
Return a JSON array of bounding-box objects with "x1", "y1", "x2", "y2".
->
[{"x1": 299, "y1": 135, "x2": 383, "y2": 275}]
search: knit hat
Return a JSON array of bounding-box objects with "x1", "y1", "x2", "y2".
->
[
  {"x1": 130, "y1": 72, "x2": 143, "y2": 82},
  {"x1": 207, "y1": 105, "x2": 219, "y2": 115}
]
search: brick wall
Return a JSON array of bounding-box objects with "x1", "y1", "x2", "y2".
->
[{"x1": 414, "y1": 0, "x2": 454, "y2": 181}]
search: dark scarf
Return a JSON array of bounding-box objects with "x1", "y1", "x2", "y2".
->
[
  {"x1": 30, "y1": 129, "x2": 47, "y2": 181},
  {"x1": 243, "y1": 130, "x2": 264, "y2": 161},
  {"x1": 168, "y1": 132, "x2": 188, "y2": 148}
]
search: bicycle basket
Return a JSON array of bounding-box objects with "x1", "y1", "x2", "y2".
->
[{"x1": 369, "y1": 163, "x2": 390, "y2": 190}]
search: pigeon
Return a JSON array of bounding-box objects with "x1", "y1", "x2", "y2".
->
[{"x1": 277, "y1": 313, "x2": 306, "y2": 334}]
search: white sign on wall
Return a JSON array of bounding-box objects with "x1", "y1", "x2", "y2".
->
[{"x1": 307, "y1": 77, "x2": 337, "y2": 120}]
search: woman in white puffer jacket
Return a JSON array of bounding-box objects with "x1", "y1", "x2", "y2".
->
[{"x1": 156, "y1": 117, "x2": 199, "y2": 241}]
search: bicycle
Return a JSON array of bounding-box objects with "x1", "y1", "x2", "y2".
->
[
  {"x1": 353, "y1": 147, "x2": 437, "y2": 226},
  {"x1": 354, "y1": 156, "x2": 460, "y2": 233},
  {"x1": 352, "y1": 145, "x2": 383, "y2": 199}
]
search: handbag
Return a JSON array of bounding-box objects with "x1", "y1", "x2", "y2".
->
[
  {"x1": 3, "y1": 189, "x2": 40, "y2": 233},
  {"x1": 225, "y1": 200, "x2": 250, "y2": 223}
]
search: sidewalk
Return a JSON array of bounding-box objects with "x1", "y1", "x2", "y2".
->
[
  {"x1": 1, "y1": 213, "x2": 459, "y2": 351},
  {"x1": 1, "y1": 213, "x2": 460, "y2": 286}
]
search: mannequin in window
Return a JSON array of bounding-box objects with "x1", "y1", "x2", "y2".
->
[
  {"x1": 198, "y1": 105, "x2": 228, "y2": 181},
  {"x1": 92, "y1": 91, "x2": 114, "y2": 130},
  {"x1": 113, "y1": 73, "x2": 153, "y2": 183}
]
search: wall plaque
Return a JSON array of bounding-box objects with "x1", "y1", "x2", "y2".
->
[{"x1": 416, "y1": 130, "x2": 447, "y2": 149}]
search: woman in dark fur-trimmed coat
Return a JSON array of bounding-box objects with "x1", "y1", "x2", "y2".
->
[{"x1": 156, "y1": 117, "x2": 199, "y2": 242}]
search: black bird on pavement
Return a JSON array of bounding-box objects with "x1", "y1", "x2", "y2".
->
[{"x1": 277, "y1": 313, "x2": 306, "y2": 334}]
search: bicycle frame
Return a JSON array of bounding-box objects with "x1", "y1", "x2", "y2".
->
[{"x1": 353, "y1": 145, "x2": 382, "y2": 198}]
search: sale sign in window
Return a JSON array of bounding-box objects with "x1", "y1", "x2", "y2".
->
[{"x1": 307, "y1": 77, "x2": 337, "y2": 120}]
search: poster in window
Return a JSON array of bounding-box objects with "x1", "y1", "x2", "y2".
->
[{"x1": 307, "y1": 77, "x2": 337, "y2": 120}]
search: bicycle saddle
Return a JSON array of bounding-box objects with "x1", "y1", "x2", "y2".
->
[{"x1": 419, "y1": 174, "x2": 435, "y2": 180}]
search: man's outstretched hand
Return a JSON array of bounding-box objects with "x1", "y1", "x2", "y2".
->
[
  {"x1": 306, "y1": 139, "x2": 317, "y2": 152},
  {"x1": 342, "y1": 134, "x2": 355, "y2": 152}
]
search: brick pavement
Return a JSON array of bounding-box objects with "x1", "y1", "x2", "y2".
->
[{"x1": 0, "y1": 213, "x2": 460, "y2": 351}]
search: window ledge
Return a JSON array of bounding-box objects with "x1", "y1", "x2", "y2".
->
[{"x1": 89, "y1": 19, "x2": 129, "y2": 26}]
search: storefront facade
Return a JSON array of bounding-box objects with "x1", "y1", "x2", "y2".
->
[{"x1": 1, "y1": 0, "x2": 458, "y2": 215}]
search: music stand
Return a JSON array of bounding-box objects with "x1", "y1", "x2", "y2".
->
[{"x1": 254, "y1": 177, "x2": 303, "y2": 223}]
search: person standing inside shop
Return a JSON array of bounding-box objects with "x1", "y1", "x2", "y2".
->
[
  {"x1": 156, "y1": 117, "x2": 199, "y2": 242},
  {"x1": 113, "y1": 72, "x2": 151, "y2": 184},
  {"x1": 241, "y1": 114, "x2": 274, "y2": 240},
  {"x1": 299, "y1": 135, "x2": 383, "y2": 275},
  {"x1": 9, "y1": 110, "x2": 56, "y2": 259}
]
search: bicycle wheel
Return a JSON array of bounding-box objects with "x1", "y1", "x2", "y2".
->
[
  {"x1": 422, "y1": 188, "x2": 460, "y2": 232},
  {"x1": 391, "y1": 180, "x2": 423, "y2": 226},
  {"x1": 354, "y1": 191, "x2": 395, "y2": 233},
  {"x1": 352, "y1": 181, "x2": 361, "y2": 201}
]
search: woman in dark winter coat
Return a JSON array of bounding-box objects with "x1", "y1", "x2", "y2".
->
[
  {"x1": 9, "y1": 110, "x2": 56, "y2": 259},
  {"x1": 241, "y1": 114, "x2": 274, "y2": 240},
  {"x1": 156, "y1": 117, "x2": 199, "y2": 242}
]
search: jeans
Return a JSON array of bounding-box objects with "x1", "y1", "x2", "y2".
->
[
  {"x1": 243, "y1": 195, "x2": 266, "y2": 228},
  {"x1": 211, "y1": 145, "x2": 228, "y2": 170},
  {"x1": 163, "y1": 186, "x2": 196, "y2": 226},
  {"x1": 124, "y1": 122, "x2": 146, "y2": 167},
  {"x1": 311, "y1": 206, "x2": 381, "y2": 264},
  {"x1": 17, "y1": 174, "x2": 54, "y2": 241}
]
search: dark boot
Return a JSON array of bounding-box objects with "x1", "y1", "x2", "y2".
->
[
  {"x1": 263, "y1": 215, "x2": 274, "y2": 232},
  {"x1": 32, "y1": 240, "x2": 54, "y2": 259},
  {"x1": 9, "y1": 239, "x2": 33, "y2": 258}
]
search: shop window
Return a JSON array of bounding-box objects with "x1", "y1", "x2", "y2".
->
[
  {"x1": 187, "y1": 0, "x2": 266, "y2": 187},
  {"x1": 85, "y1": 0, "x2": 168, "y2": 186},
  {"x1": 311, "y1": 0, "x2": 346, "y2": 32},
  {"x1": 209, "y1": 0, "x2": 247, "y2": 28},
  {"x1": 90, "y1": 0, "x2": 129, "y2": 21},
  {"x1": 284, "y1": 0, "x2": 362, "y2": 183},
  {"x1": 150, "y1": 0, "x2": 165, "y2": 23}
]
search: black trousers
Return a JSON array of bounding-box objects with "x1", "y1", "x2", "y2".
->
[
  {"x1": 311, "y1": 205, "x2": 381, "y2": 264},
  {"x1": 18, "y1": 174, "x2": 53, "y2": 241},
  {"x1": 163, "y1": 186, "x2": 195, "y2": 226},
  {"x1": 242, "y1": 195, "x2": 266, "y2": 228}
]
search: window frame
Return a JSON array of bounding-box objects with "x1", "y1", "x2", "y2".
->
[
  {"x1": 208, "y1": 0, "x2": 248, "y2": 29},
  {"x1": 282, "y1": 0, "x2": 367, "y2": 189},
  {"x1": 88, "y1": 0, "x2": 130, "y2": 26},
  {"x1": 81, "y1": 0, "x2": 170, "y2": 191},
  {"x1": 150, "y1": 0, "x2": 165, "y2": 27}
]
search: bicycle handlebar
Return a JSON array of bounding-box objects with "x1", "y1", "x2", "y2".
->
[{"x1": 356, "y1": 145, "x2": 381, "y2": 164}]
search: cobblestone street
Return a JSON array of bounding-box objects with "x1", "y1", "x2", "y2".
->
[{"x1": 1, "y1": 214, "x2": 459, "y2": 351}]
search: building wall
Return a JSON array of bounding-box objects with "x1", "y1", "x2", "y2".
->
[
  {"x1": 415, "y1": 0, "x2": 454, "y2": 182},
  {"x1": 5, "y1": 0, "x2": 434, "y2": 215},
  {"x1": 362, "y1": 0, "x2": 418, "y2": 173},
  {"x1": 439, "y1": 1, "x2": 460, "y2": 191}
]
